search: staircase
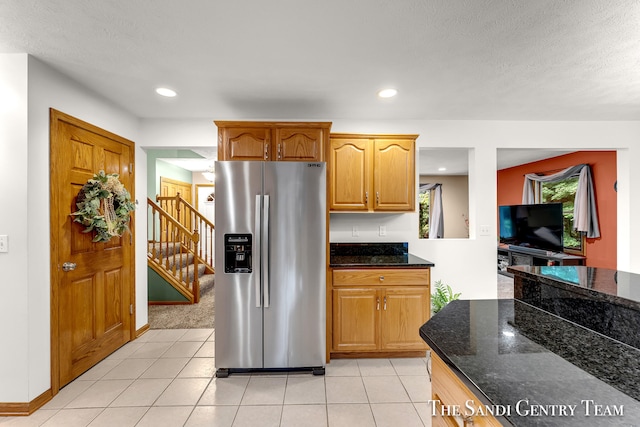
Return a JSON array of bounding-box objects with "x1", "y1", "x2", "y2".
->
[{"x1": 147, "y1": 194, "x2": 215, "y2": 304}]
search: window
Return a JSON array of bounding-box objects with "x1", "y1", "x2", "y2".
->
[
  {"x1": 541, "y1": 176, "x2": 585, "y2": 254},
  {"x1": 418, "y1": 190, "x2": 431, "y2": 238}
]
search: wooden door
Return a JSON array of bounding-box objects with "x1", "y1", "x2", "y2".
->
[
  {"x1": 381, "y1": 287, "x2": 429, "y2": 350},
  {"x1": 373, "y1": 138, "x2": 415, "y2": 211},
  {"x1": 160, "y1": 177, "x2": 192, "y2": 204},
  {"x1": 218, "y1": 126, "x2": 271, "y2": 160},
  {"x1": 328, "y1": 138, "x2": 371, "y2": 211},
  {"x1": 159, "y1": 176, "x2": 193, "y2": 234},
  {"x1": 275, "y1": 127, "x2": 324, "y2": 161},
  {"x1": 50, "y1": 109, "x2": 134, "y2": 391},
  {"x1": 332, "y1": 288, "x2": 379, "y2": 351}
]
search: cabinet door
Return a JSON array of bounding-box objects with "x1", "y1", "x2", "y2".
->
[
  {"x1": 432, "y1": 353, "x2": 503, "y2": 426},
  {"x1": 332, "y1": 288, "x2": 379, "y2": 351},
  {"x1": 373, "y1": 139, "x2": 415, "y2": 211},
  {"x1": 329, "y1": 138, "x2": 371, "y2": 211},
  {"x1": 381, "y1": 287, "x2": 429, "y2": 350},
  {"x1": 219, "y1": 127, "x2": 271, "y2": 161},
  {"x1": 275, "y1": 127, "x2": 324, "y2": 161}
]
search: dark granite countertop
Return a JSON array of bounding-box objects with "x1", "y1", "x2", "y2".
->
[
  {"x1": 510, "y1": 265, "x2": 640, "y2": 350},
  {"x1": 329, "y1": 242, "x2": 434, "y2": 268},
  {"x1": 420, "y1": 299, "x2": 640, "y2": 426},
  {"x1": 508, "y1": 265, "x2": 640, "y2": 308}
]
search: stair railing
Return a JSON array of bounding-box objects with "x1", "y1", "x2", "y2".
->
[
  {"x1": 147, "y1": 198, "x2": 200, "y2": 303},
  {"x1": 156, "y1": 193, "x2": 215, "y2": 272}
]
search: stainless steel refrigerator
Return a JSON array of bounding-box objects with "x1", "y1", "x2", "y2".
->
[{"x1": 214, "y1": 161, "x2": 326, "y2": 377}]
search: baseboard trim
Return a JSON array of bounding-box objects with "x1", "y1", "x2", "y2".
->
[
  {"x1": 148, "y1": 301, "x2": 191, "y2": 305},
  {"x1": 330, "y1": 350, "x2": 427, "y2": 359},
  {"x1": 0, "y1": 388, "x2": 52, "y2": 416},
  {"x1": 136, "y1": 323, "x2": 150, "y2": 338}
]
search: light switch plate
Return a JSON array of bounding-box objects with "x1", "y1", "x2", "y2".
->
[
  {"x1": 379, "y1": 225, "x2": 386, "y2": 236},
  {"x1": 479, "y1": 225, "x2": 490, "y2": 236},
  {"x1": 0, "y1": 235, "x2": 7, "y2": 253}
]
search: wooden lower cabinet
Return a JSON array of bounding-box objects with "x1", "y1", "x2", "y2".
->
[
  {"x1": 333, "y1": 288, "x2": 379, "y2": 352},
  {"x1": 431, "y1": 352, "x2": 503, "y2": 427},
  {"x1": 331, "y1": 268, "x2": 430, "y2": 356},
  {"x1": 381, "y1": 287, "x2": 430, "y2": 350}
]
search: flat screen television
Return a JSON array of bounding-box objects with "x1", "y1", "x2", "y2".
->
[{"x1": 499, "y1": 203, "x2": 564, "y2": 253}]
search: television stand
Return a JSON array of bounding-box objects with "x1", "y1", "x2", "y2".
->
[
  {"x1": 498, "y1": 245, "x2": 586, "y2": 277},
  {"x1": 507, "y1": 245, "x2": 551, "y2": 256}
]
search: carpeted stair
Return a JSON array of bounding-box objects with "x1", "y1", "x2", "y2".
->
[
  {"x1": 148, "y1": 243, "x2": 215, "y2": 329},
  {"x1": 149, "y1": 242, "x2": 214, "y2": 295},
  {"x1": 148, "y1": 241, "x2": 215, "y2": 328}
]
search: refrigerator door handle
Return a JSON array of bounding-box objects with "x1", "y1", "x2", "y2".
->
[
  {"x1": 263, "y1": 195, "x2": 270, "y2": 308},
  {"x1": 255, "y1": 194, "x2": 262, "y2": 308}
]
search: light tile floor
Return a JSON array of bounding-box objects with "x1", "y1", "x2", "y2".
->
[
  {"x1": 497, "y1": 273, "x2": 515, "y2": 299},
  {"x1": 0, "y1": 329, "x2": 433, "y2": 427}
]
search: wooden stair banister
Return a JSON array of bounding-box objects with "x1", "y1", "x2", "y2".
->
[
  {"x1": 147, "y1": 197, "x2": 201, "y2": 303},
  {"x1": 156, "y1": 193, "x2": 215, "y2": 272}
]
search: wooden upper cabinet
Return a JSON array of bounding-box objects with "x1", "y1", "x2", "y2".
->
[
  {"x1": 329, "y1": 138, "x2": 370, "y2": 211},
  {"x1": 275, "y1": 127, "x2": 325, "y2": 161},
  {"x1": 373, "y1": 138, "x2": 415, "y2": 211},
  {"x1": 328, "y1": 134, "x2": 417, "y2": 212},
  {"x1": 218, "y1": 126, "x2": 271, "y2": 161},
  {"x1": 216, "y1": 121, "x2": 331, "y2": 162}
]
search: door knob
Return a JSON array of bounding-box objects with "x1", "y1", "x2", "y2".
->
[{"x1": 62, "y1": 262, "x2": 77, "y2": 272}]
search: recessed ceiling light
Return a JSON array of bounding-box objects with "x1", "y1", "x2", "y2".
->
[
  {"x1": 377, "y1": 88, "x2": 397, "y2": 98},
  {"x1": 155, "y1": 87, "x2": 177, "y2": 97},
  {"x1": 438, "y1": 167, "x2": 447, "y2": 172}
]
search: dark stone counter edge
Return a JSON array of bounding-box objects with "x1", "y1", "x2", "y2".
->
[
  {"x1": 329, "y1": 262, "x2": 434, "y2": 268},
  {"x1": 508, "y1": 266, "x2": 640, "y2": 312},
  {"x1": 329, "y1": 254, "x2": 435, "y2": 268},
  {"x1": 420, "y1": 329, "x2": 514, "y2": 426}
]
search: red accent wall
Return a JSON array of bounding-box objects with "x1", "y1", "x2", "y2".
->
[{"x1": 497, "y1": 151, "x2": 617, "y2": 269}]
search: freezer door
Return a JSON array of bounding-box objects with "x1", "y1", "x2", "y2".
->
[
  {"x1": 214, "y1": 161, "x2": 264, "y2": 369},
  {"x1": 263, "y1": 162, "x2": 327, "y2": 369}
]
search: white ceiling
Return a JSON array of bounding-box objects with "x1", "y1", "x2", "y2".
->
[
  {"x1": 419, "y1": 148, "x2": 576, "y2": 175},
  {"x1": 2, "y1": 0, "x2": 639, "y2": 122},
  {"x1": 0, "y1": 1, "x2": 630, "y2": 173}
]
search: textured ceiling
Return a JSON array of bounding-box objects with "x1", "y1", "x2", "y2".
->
[{"x1": 1, "y1": 0, "x2": 640, "y2": 121}]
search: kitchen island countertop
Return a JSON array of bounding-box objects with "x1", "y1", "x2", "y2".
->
[{"x1": 421, "y1": 299, "x2": 640, "y2": 426}]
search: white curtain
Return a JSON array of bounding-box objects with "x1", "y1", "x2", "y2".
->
[
  {"x1": 420, "y1": 183, "x2": 444, "y2": 239},
  {"x1": 522, "y1": 164, "x2": 600, "y2": 238}
]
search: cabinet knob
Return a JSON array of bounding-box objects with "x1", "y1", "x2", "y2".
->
[
  {"x1": 365, "y1": 191, "x2": 368, "y2": 204},
  {"x1": 376, "y1": 191, "x2": 380, "y2": 204},
  {"x1": 379, "y1": 275, "x2": 384, "y2": 281},
  {"x1": 264, "y1": 144, "x2": 269, "y2": 160}
]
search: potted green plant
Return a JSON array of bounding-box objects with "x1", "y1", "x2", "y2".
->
[{"x1": 431, "y1": 280, "x2": 461, "y2": 315}]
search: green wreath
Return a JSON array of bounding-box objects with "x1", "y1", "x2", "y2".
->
[{"x1": 71, "y1": 170, "x2": 136, "y2": 242}]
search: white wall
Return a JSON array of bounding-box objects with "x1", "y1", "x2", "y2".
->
[
  {"x1": 139, "y1": 118, "x2": 640, "y2": 299},
  {"x1": 0, "y1": 53, "x2": 30, "y2": 402},
  {"x1": 0, "y1": 54, "x2": 141, "y2": 402},
  {"x1": 140, "y1": 118, "x2": 639, "y2": 299},
  {"x1": 139, "y1": 119, "x2": 217, "y2": 148}
]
